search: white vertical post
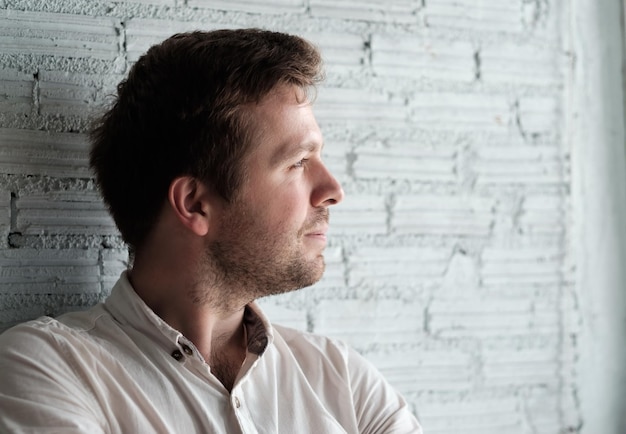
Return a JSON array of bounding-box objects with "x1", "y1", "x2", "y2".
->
[{"x1": 569, "y1": 0, "x2": 626, "y2": 432}]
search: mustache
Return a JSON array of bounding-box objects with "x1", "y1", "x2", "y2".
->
[{"x1": 301, "y1": 209, "x2": 329, "y2": 233}]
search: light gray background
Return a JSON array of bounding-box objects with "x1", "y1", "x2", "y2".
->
[{"x1": 0, "y1": 1, "x2": 624, "y2": 433}]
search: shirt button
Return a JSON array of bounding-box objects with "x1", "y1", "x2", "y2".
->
[
  {"x1": 234, "y1": 396, "x2": 241, "y2": 408},
  {"x1": 181, "y1": 344, "x2": 193, "y2": 356},
  {"x1": 171, "y1": 349, "x2": 184, "y2": 361}
]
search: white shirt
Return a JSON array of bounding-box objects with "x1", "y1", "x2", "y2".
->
[{"x1": 0, "y1": 273, "x2": 422, "y2": 433}]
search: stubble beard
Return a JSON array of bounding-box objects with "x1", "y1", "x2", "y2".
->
[{"x1": 196, "y1": 206, "x2": 329, "y2": 308}]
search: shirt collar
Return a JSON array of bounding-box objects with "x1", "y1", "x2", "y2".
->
[
  {"x1": 104, "y1": 271, "x2": 273, "y2": 356},
  {"x1": 244, "y1": 302, "x2": 273, "y2": 355}
]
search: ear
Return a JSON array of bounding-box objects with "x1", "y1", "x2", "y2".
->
[{"x1": 167, "y1": 176, "x2": 211, "y2": 237}]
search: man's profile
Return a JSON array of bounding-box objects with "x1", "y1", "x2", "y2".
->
[{"x1": 0, "y1": 29, "x2": 422, "y2": 433}]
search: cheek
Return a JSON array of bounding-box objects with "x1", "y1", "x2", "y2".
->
[
  {"x1": 263, "y1": 194, "x2": 310, "y2": 232},
  {"x1": 242, "y1": 176, "x2": 312, "y2": 228}
]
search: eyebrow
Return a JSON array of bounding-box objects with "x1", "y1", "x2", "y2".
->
[{"x1": 269, "y1": 141, "x2": 324, "y2": 167}]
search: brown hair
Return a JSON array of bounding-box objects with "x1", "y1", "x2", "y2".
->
[{"x1": 89, "y1": 29, "x2": 323, "y2": 251}]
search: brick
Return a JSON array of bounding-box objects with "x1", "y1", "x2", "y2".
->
[
  {"x1": 522, "y1": 389, "x2": 561, "y2": 433},
  {"x1": 39, "y1": 79, "x2": 93, "y2": 116},
  {"x1": 310, "y1": 0, "x2": 417, "y2": 23},
  {"x1": 353, "y1": 144, "x2": 456, "y2": 182},
  {"x1": 393, "y1": 195, "x2": 494, "y2": 236},
  {"x1": 480, "y1": 247, "x2": 562, "y2": 287},
  {"x1": 518, "y1": 195, "x2": 564, "y2": 235},
  {"x1": 417, "y1": 396, "x2": 523, "y2": 434},
  {"x1": 38, "y1": 70, "x2": 119, "y2": 117},
  {"x1": 0, "y1": 292, "x2": 103, "y2": 331},
  {"x1": 441, "y1": 251, "x2": 480, "y2": 291},
  {"x1": 410, "y1": 92, "x2": 510, "y2": 131},
  {"x1": 0, "y1": 190, "x2": 10, "y2": 241},
  {"x1": 0, "y1": 248, "x2": 100, "y2": 294},
  {"x1": 131, "y1": 28, "x2": 362, "y2": 76},
  {"x1": 0, "y1": 9, "x2": 119, "y2": 60},
  {"x1": 481, "y1": 43, "x2": 560, "y2": 86},
  {"x1": 482, "y1": 346, "x2": 558, "y2": 387},
  {"x1": 302, "y1": 32, "x2": 365, "y2": 75},
  {"x1": 188, "y1": 0, "x2": 305, "y2": 14},
  {"x1": 0, "y1": 302, "x2": 46, "y2": 331},
  {"x1": 15, "y1": 189, "x2": 116, "y2": 236},
  {"x1": 313, "y1": 299, "x2": 424, "y2": 348},
  {"x1": 315, "y1": 87, "x2": 406, "y2": 125},
  {"x1": 518, "y1": 96, "x2": 559, "y2": 135},
  {"x1": 347, "y1": 246, "x2": 450, "y2": 288},
  {"x1": 329, "y1": 195, "x2": 386, "y2": 236},
  {"x1": 0, "y1": 69, "x2": 33, "y2": 114},
  {"x1": 429, "y1": 296, "x2": 558, "y2": 338},
  {"x1": 122, "y1": 0, "x2": 173, "y2": 4},
  {"x1": 472, "y1": 145, "x2": 562, "y2": 185},
  {"x1": 432, "y1": 298, "x2": 559, "y2": 338},
  {"x1": 372, "y1": 36, "x2": 475, "y2": 82},
  {"x1": 0, "y1": 128, "x2": 90, "y2": 178},
  {"x1": 424, "y1": 0, "x2": 523, "y2": 33},
  {"x1": 560, "y1": 286, "x2": 582, "y2": 336},
  {"x1": 125, "y1": 18, "x2": 229, "y2": 62},
  {"x1": 366, "y1": 349, "x2": 473, "y2": 395}
]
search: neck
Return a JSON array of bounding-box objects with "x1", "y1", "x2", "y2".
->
[{"x1": 129, "y1": 246, "x2": 249, "y2": 391}]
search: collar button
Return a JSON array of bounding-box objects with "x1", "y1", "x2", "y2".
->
[{"x1": 171, "y1": 349, "x2": 184, "y2": 361}]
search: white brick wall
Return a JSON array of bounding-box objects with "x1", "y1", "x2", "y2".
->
[{"x1": 0, "y1": 0, "x2": 585, "y2": 432}]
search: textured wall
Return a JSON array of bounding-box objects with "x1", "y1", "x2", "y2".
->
[{"x1": 0, "y1": 1, "x2": 580, "y2": 433}]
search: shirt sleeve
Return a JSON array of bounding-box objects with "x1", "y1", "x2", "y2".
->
[
  {"x1": 0, "y1": 320, "x2": 106, "y2": 434},
  {"x1": 347, "y1": 346, "x2": 423, "y2": 434}
]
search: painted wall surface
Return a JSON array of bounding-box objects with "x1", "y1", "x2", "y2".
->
[
  {"x1": 2, "y1": 0, "x2": 620, "y2": 432},
  {"x1": 567, "y1": 1, "x2": 626, "y2": 433}
]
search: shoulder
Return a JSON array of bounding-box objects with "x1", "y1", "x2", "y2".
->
[
  {"x1": 272, "y1": 323, "x2": 350, "y2": 359},
  {"x1": 270, "y1": 324, "x2": 375, "y2": 379},
  {"x1": 269, "y1": 324, "x2": 422, "y2": 433},
  {"x1": 0, "y1": 313, "x2": 109, "y2": 432},
  {"x1": 0, "y1": 306, "x2": 108, "y2": 370}
]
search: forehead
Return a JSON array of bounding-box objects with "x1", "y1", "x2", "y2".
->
[
  {"x1": 251, "y1": 84, "x2": 311, "y2": 124},
  {"x1": 245, "y1": 85, "x2": 323, "y2": 162}
]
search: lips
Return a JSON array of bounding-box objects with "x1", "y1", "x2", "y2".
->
[
  {"x1": 301, "y1": 208, "x2": 330, "y2": 239},
  {"x1": 305, "y1": 224, "x2": 328, "y2": 235}
]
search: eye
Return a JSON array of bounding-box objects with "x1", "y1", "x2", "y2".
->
[{"x1": 292, "y1": 158, "x2": 309, "y2": 169}]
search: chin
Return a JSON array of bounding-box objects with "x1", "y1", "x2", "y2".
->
[
  {"x1": 307, "y1": 258, "x2": 326, "y2": 285},
  {"x1": 291, "y1": 261, "x2": 325, "y2": 292}
]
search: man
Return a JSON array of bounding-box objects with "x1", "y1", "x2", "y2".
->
[{"x1": 0, "y1": 29, "x2": 422, "y2": 433}]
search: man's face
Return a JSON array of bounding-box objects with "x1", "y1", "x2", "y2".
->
[{"x1": 207, "y1": 85, "x2": 344, "y2": 301}]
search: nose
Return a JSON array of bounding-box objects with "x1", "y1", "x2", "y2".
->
[{"x1": 312, "y1": 163, "x2": 344, "y2": 207}]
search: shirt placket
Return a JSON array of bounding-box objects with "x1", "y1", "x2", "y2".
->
[{"x1": 230, "y1": 385, "x2": 259, "y2": 434}]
